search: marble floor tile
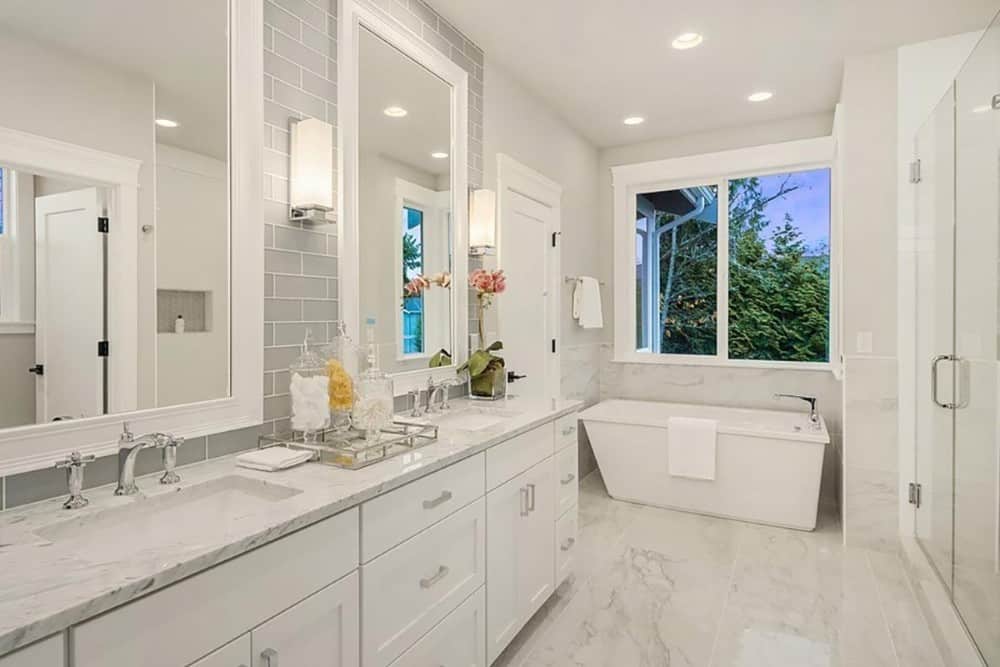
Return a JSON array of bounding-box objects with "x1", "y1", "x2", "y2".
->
[{"x1": 497, "y1": 471, "x2": 943, "y2": 667}]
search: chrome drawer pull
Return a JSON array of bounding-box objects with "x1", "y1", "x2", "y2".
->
[
  {"x1": 261, "y1": 648, "x2": 279, "y2": 667},
  {"x1": 520, "y1": 487, "x2": 529, "y2": 516},
  {"x1": 527, "y1": 483, "x2": 536, "y2": 511},
  {"x1": 561, "y1": 426, "x2": 575, "y2": 436},
  {"x1": 420, "y1": 564, "x2": 450, "y2": 588},
  {"x1": 560, "y1": 473, "x2": 576, "y2": 485},
  {"x1": 422, "y1": 490, "x2": 453, "y2": 509},
  {"x1": 561, "y1": 537, "x2": 576, "y2": 551}
]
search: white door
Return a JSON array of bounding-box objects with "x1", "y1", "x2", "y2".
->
[
  {"x1": 519, "y1": 457, "x2": 555, "y2": 620},
  {"x1": 486, "y1": 473, "x2": 525, "y2": 664},
  {"x1": 189, "y1": 635, "x2": 251, "y2": 667},
  {"x1": 497, "y1": 155, "x2": 561, "y2": 401},
  {"x1": 251, "y1": 572, "x2": 359, "y2": 667},
  {"x1": 34, "y1": 188, "x2": 105, "y2": 422}
]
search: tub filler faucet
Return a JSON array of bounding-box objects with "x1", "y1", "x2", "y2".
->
[{"x1": 773, "y1": 393, "x2": 820, "y2": 429}]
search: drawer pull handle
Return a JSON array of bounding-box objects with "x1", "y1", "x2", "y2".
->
[
  {"x1": 261, "y1": 648, "x2": 279, "y2": 667},
  {"x1": 527, "y1": 483, "x2": 536, "y2": 512},
  {"x1": 422, "y1": 490, "x2": 453, "y2": 509},
  {"x1": 420, "y1": 564, "x2": 450, "y2": 588},
  {"x1": 520, "y1": 487, "x2": 529, "y2": 516},
  {"x1": 561, "y1": 537, "x2": 576, "y2": 551},
  {"x1": 560, "y1": 473, "x2": 576, "y2": 485}
]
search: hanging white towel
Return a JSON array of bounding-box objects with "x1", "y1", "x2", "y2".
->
[
  {"x1": 573, "y1": 277, "x2": 604, "y2": 329},
  {"x1": 236, "y1": 447, "x2": 313, "y2": 472},
  {"x1": 667, "y1": 417, "x2": 717, "y2": 481}
]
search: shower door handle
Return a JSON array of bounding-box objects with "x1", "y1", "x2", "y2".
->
[{"x1": 931, "y1": 354, "x2": 958, "y2": 409}]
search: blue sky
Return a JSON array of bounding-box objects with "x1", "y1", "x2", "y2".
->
[{"x1": 755, "y1": 168, "x2": 830, "y2": 252}]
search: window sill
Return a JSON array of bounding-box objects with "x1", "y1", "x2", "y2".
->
[
  {"x1": 612, "y1": 352, "x2": 837, "y2": 374},
  {"x1": 0, "y1": 321, "x2": 34, "y2": 335}
]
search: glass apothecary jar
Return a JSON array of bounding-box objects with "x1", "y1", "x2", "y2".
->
[
  {"x1": 289, "y1": 330, "x2": 330, "y2": 444},
  {"x1": 322, "y1": 322, "x2": 358, "y2": 433},
  {"x1": 351, "y1": 318, "x2": 394, "y2": 442}
]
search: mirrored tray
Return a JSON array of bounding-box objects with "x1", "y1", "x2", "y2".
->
[{"x1": 258, "y1": 420, "x2": 439, "y2": 470}]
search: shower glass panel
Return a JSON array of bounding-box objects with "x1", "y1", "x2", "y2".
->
[
  {"x1": 954, "y1": 18, "x2": 1000, "y2": 664},
  {"x1": 914, "y1": 86, "x2": 957, "y2": 593}
]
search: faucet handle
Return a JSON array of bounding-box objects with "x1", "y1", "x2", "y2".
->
[
  {"x1": 55, "y1": 451, "x2": 96, "y2": 469},
  {"x1": 55, "y1": 451, "x2": 95, "y2": 509},
  {"x1": 120, "y1": 421, "x2": 134, "y2": 444},
  {"x1": 160, "y1": 435, "x2": 183, "y2": 485}
]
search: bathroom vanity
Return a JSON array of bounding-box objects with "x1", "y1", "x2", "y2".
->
[{"x1": 0, "y1": 399, "x2": 581, "y2": 666}]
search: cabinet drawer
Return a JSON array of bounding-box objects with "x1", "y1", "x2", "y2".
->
[
  {"x1": 555, "y1": 505, "x2": 578, "y2": 587},
  {"x1": 486, "y1": 424, "x2": 553, "y2": 490},
  {"x1": 0, "y1": 635, "x2": 63, "y2": 667},
  {"x1": 361, "y1": 453, "x2": 484, "y2": 562},
  {"x1": 362, "y1": 499, "x2": 485, "y2": 667},
  {"x1": 74, "y1": 508, "x2": 359, "y2": 667},
  {"x1": 554, "y1": 412, "x2": 579, "y2": 451},
  {"x1": 555, "y1": 444, "x2": 579, "y2": 518},
  {"x1": 388, "y1": 586, "x2": 486, "y2": 667}
]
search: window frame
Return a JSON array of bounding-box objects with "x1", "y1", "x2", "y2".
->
[{"x1": 612, "y1": 136, "x2": 839, "y2": 372}]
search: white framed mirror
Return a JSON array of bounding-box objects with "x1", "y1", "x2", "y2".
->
[
  {"x1": 0, "y1": 0, "x2": 263, "y2": 475},
  {"x1": 338, "y1": 0, "x2": 469, "y2": 395}
]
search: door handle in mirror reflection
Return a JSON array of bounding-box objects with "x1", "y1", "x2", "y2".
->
[
  {"x1": 507, "y1": 371, "x2": 527, "y2": 383},
  {"x1": 261, "y1": 648, "x2": 279, "y2": 667},
  {"x1": 420, "y1": 564, "x2": 449, "y2": 588},
  {"x1": 28, "y1": 364, "x2": 44, "y2": 376},
  {"x1": 422, "y1": 490, "x2": 453, "y2": 509}
]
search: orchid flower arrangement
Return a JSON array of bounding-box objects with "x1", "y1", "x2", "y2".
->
[
  {"x1": 403, "y1": 271, "x2": 452, "y2": 297},
  {"x1": 458, "y1": 269, "x2": 507, "y2": 394}
]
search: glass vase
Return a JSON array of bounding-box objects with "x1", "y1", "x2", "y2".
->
[{"x1": 468, "y1": 365, "x2": 507, "y2": 401}]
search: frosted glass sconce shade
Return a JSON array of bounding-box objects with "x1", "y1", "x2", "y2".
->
[
  {"x1": 289, "y1": 118, "x2": 334, "y2": 223},
  {"x1": 469, "y1": 188, "x2": 496, "y2": 255}
]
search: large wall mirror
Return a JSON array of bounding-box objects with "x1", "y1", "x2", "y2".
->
[
  {"x1": 339, "y1": 0, "x2": 468, "y2": 393},
  {"x1": 0, "y1": 0, "x2": 262, "y2": 472}
]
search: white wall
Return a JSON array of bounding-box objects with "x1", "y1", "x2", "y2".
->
[
  {"x1": 0, "y1": 30, "x2": 158, "y2": 408},
  {"x1": 896, "y1": 31, "x2": 981, "y2": 538},
  {"x1": 155, "y1": 144, "x2": 229, "y2": 407},
  {"x1": 0, "y1": 334, "x2": 34, "y2": 427}
]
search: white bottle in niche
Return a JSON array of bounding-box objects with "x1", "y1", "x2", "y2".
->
[{"x1": 175, "y1": 315, "x2": 185, "y2": 334}]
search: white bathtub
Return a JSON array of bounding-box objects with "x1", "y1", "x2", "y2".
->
[{"x1": 579, "y1": 400, "x2": 829, "y2": 530}]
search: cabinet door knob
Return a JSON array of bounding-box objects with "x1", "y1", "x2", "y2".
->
[
  {"x1": 420, "y1": 564, "x2": 450, "y2": 588},
  {"x1": 560, "y1": 473, "x2": 576, "y2": 485},
  {"x1": 261, "y1": 648, "x2": 279, "y2": 667},
  {"x1": 422, "y1": 489, "x2": 453, "y2": 509}
]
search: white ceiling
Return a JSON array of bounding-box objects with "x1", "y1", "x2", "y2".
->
[
  {"x1": 0, "y1": 0, "x2": 227, "y2": 159},
  {"x1": 359, "y1": 27, "x2": 452, "y2": 177},
  {"x1": 430, "y1": 0, "x2": 998, "y2": 148}
]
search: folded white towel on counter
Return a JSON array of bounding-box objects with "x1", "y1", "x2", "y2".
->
[
  {"x1": 573, "y1": 276, "x2": 604, "y2": 329},
  {"x1": 667, "y1": 417, "x2": 717, "y2": 481},
  {"x1": 236, "y1": 447, "x2": 313, "y2": 472}
]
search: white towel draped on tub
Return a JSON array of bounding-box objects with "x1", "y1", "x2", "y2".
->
[
  {"x1": 572, "y1": 276, "x2": 603, "y2": 329},
  {"x1": 667, "y1": 417, "x2": 717, "y2": 481}
]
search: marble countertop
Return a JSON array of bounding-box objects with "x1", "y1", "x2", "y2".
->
[{"x1": 0, "y1": 397, "x2": 581, "y2": 655}]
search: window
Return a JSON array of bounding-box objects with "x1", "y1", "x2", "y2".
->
[
  {"x1": 401, "y1": 205, "x2": 424, "y2": 355},
  {"x1": 615, "y1": 138, "x2": 836, "y2": 368}
]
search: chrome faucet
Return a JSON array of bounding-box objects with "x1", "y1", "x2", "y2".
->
[
  {"x1": 114, "y1": 422, "x2": 184, "y2": 496},
  {"x1": 427, "y1": 378, "x2": 447, "y2": 413},
  {"x1": 773, "y1": 393, "x2": 820, "y2": 428}
]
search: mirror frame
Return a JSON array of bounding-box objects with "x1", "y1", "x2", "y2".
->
[
  {"x1": 338, "y1": 0, "x2": 469, "y2": 395},
  {"x1": 0, "y1": 0, "x2": 264, "y2": 476}
]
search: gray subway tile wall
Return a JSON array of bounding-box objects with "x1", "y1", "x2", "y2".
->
[{"x1": 0, "y1": 0, "x2": 485, "y2": 512}]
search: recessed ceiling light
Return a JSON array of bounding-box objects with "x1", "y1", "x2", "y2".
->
[
  {"x1": 383, "y1": 106, "x2": 408, "y2": 118},
  {"x1": 671, "y1": 32, "x2": 704, "y2": 50},
  {"x1": 431, "y1": 151, "x2": 449, "y2": 159},
  {"x1": 747, "y1": 91, "x2": 774, "y2": 103},
  {"x1": 623, "y1": 116, "x2": 645, "y2": 126},
  {"x1": 972, "y1": 104, "x2": 992, "y2": 114},
  {"x1": 155, "y1": 118, "x2": 179, "y2": 128}
]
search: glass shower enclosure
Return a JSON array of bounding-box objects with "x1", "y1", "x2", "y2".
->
[{"x1": 913, "y1": 16, "x2": 1000, "y2": 665}]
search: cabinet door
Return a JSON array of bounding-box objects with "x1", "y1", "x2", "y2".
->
[
  {"x1": 0, "y1": 635, "x2": 64, "y2": 667},
  {"x1": 251, "y1": 571, "x2": 359, "y2": 667},
  {"x1": 519, "y1": 456, "x2": 555, "y2": 621},
  {"x1": 189, "y1": 635, "x2": 251, "y2": 667},
  {"x1": 486, "y1": 472, "x2": 527, "y2": 664}
]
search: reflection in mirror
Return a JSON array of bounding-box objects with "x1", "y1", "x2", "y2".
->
[
  {"x1": 0, "y1": 0, "x2": 229, "y2": 429},
  {"x1": 358, "y1": 27, "x2": 454, "y2": 375}
]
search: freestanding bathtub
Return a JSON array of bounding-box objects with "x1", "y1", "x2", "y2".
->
[{"x1": 579, "y1": 399, "x2": 829, "y2": 530}]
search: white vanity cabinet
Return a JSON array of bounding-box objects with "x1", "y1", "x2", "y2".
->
[
  {"x1": 0, "y1": 635, "x2": 63, "y2": 667},
  {"x1": 188, "y1": 636, "x2": 251, "y2": 667}
]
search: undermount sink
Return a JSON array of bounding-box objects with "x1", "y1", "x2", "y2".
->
[
  {"x1": 36, "y1": 475, "x2": 301, "y2": 560},
  {"x1": 429, "y1": 406, "x2": 520, "y2": 432}
]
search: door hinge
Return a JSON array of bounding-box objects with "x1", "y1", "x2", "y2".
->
[
  {"x1": 551, "y1": 231, "x2": 560, "y2": 247},
  {"x1": 97, "y1": 341, "x2": 110, "y2": 357},
  {"x1": 97, "y1": 217, "x2": 109, "y2": 233},
  {"x1": 551, "y1": 338, "x2": 557, "y2": 353},
  {"x1": 909, "y1": 160, "x2": 921, "y2": 184},
  {"x1": 908, "y1": 482, "x2": 922, "y2": 508}
]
